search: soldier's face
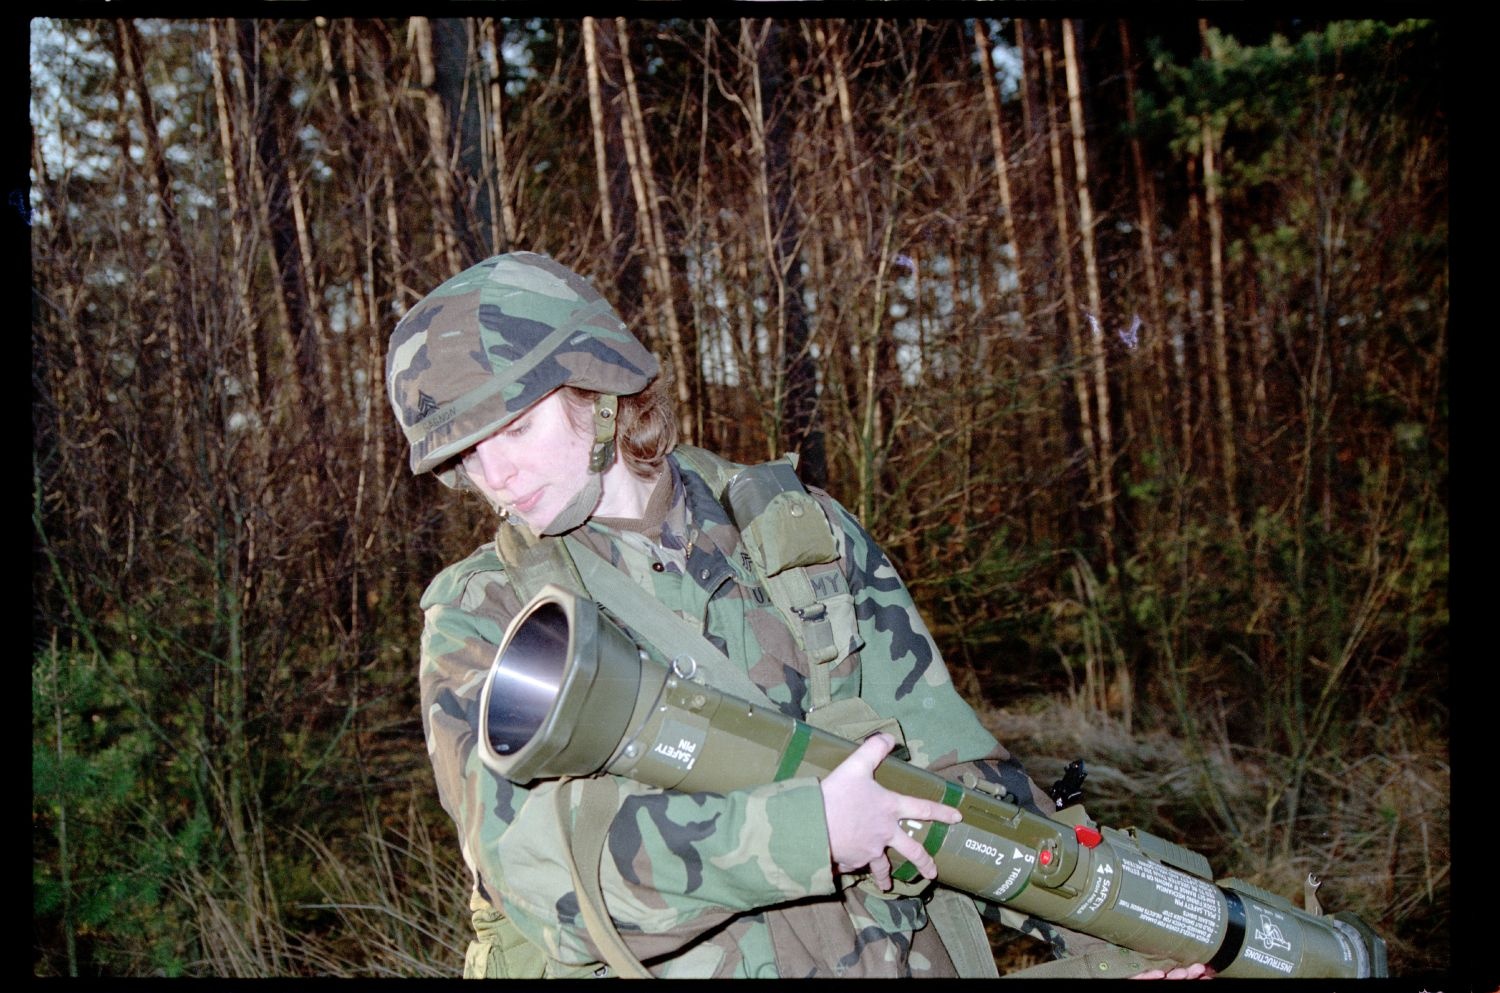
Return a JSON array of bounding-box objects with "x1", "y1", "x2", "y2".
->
[{"x1": 463, "y1": 391, "x2": 592, "y2": 531}]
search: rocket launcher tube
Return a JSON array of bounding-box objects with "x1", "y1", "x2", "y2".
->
[{"x1": 477, "y1": 586, "x2": 1387, "y2": 980}]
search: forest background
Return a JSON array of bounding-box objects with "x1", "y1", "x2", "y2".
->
[{"x1": 30, "y1": 15, "x2": 1450, "y2": 981}]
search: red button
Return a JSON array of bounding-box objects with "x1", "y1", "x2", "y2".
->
[
  {"x1": 1039, "y1": 849, "x2": 1053, "y2": 866},
  {"x1": 1075, "y1": 826, "x2": 1103, "y2": 848}
]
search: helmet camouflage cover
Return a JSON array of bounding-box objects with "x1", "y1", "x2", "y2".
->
[{"x1": 386, "y1": 251, "x2": 659, "y2": 484}]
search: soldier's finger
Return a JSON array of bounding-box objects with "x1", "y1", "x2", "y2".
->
[
  {"x1": 887, "y1": 831, "x2": 938, "y2": 879},
  {"x1": 868, "y1": 853, "x2": 893, "y2": 891},
  {"x1": 904, "y1": 800, "x2": 962, "y2": 825},
  {"x1": 841, "y1": 733, "x2": 896, "y2": 777}
]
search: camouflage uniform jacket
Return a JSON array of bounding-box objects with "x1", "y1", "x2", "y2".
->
[{"x1": 418, "y1": 451, "x2": 1059, "y2": 978}]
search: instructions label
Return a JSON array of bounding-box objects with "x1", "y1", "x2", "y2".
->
[
  {"x1": 1243, "y1": 946, "x2": 1294, "y2": 974},
  {"x1": 1242, "y1": 902, "x2": 1298, "y2": 975},
  {"x1": 1113, "y1": 858, "x2": 1224, "y2": 945}
]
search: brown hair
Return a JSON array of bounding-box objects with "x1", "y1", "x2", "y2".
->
[{"x1": 561, "y1": 377, "x2": 678, "y2": 479}]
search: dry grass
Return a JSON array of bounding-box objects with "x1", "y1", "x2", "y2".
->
[
  {"x1": 284, "y1": 799, "x2": 473, "y2": 977},
  {"x1": 976, "y1": 696, "x2": 1449, "y2": 976},
  {"x1": 182, "y1": 797, "x2": 472, "y2": 977}
]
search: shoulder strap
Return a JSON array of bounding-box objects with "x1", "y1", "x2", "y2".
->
[
  {"x1": 669, "y1": 443, "x2": 744, "y2": 494},
  {"x1": 494, "y1": 519, "x2": 587, "y2": 605},
  {"x1": 564, "y1": 535, "x2": 775, "y2": 709},
  {"x1": 926, "y1": 889, "x2": 1000, "y2": 978},
  {"x1": 557, "y1": 778, "x2": 653, "y2": 979}
]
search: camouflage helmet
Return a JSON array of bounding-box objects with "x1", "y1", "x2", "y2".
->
[{"x1": 386, "y1": 252, "x2": 659, "y2": 485}]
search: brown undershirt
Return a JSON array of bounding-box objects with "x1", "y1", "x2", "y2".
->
[{"x1": 588, "y1": 468, "x2": 673, "y2": 542}]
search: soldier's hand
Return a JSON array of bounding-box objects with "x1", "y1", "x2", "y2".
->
[
  {"x1": 819, "y1": 733, "x2": 962, "y2": 891},
  {"x1": 1129, "y1": 963, "x2": 1215, "y2": 979}
]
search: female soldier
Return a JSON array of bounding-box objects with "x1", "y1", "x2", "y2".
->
[{"x1": 386, "y1": 252, "x2": 1207, "y2": 980}]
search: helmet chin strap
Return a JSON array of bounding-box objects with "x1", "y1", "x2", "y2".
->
[
  {"x1": 538, "y1": 394, "x2": 618, "y2": 536},
  {"x1": 538, "y1": 472, "x2": 602, "y2": 536}
]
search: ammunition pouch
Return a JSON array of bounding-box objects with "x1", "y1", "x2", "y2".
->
[
  {"x1": 465, "y1": 903, "x2": 542, "y2": 979},
  {"x1": 803, "y1": 695, "x2": 904, "y2": 746},
  {"x1": 725, "y1": 457, "x2": 837, "y2": 576},
  {"x1": 464, "y1": 897, "x2": 604, "y2": 980},
  {"x1": 699, "y1": 449, "x2": 862, "y2": 711}
]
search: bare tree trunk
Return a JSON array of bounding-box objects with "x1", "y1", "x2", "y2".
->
[
  {"x1": 1039, "y1": 21, "x2": 1098, "y2": 539},
  {"x1": 973, "y1": 20, "x2": 1023, "y2": 544},
  {"x1": 859, "y1": 213, "x2": 900, "y2": 527},
  {"x1": 1119, "y1": 21, "x2": 1173, "y2": 455},
  {"x1": 312, "y1": 20, "x2": 383, "y2": 701},
  {"x1": 810, "y1": 21, "x2": 865, "y2": 256},
  {"x1": 314, "y1": 20, "x2": 364, "y2": 345},
  {"x1": 614, "y1": 19, "x2": 696, "y2": 445},
  {"x1": 808, "y1": 19, "x2": 869, "y2": 488},
  {"x1": 1011, "y1": 21, "x2": 1065, "y2": 547},
  {"x1": 360, "y1": 23, "x2": 415, "y2": 308},
  {"x1": 741, "y1": 20, "x2": 784, "y2": 465},
  {"x1": 1013, "y1": 20, "x2": 1048, "y2": 333},
  {"x1": 208, "y1": 20, "x2": 278, "y2": 664},
  {"x1": 117, "y1": 20, "x2": 193, "y2": 456},
  {"x1": 583, "y1": 18, "x2": 616, "y2": 247},
  {"x1": 974, "y1": 19, "x2": 1028, "y2": 330},
  {"x1": 1063, "y1": 19, "x2": 1117, "y2": 561},
  {"x1": 1183, "y1": 156, "x2": 1212, "y2": 478},
  {"x1": 481, "y1": 18, "x2": 518, "y2": 250},
  {"x1": 288, "y1": 158, "x2": 333, "y2": 404},
  {"x1": 245, "y1": 46, "x2": 327, "y2": 447},
  {"x1": 338, "y1": 21, "x2": 400, "y2": 559},
  {"x1": 688, "y1": 24, "x2": 717, "y2": 448},
  {"x1": 1200, "y1": 21, "x2": 1240, "y2": 533},
  {"x1": 580, "y1": 18, "x2": 642, "y2": 307},
  {"x1": 409, "y1": 17, "x2": 464, "y2": 274},
  {"x1": 209, "y1": 20, "x2": 264, "y2": 415},
  {"x1": 739, "y1": 20, "x2": 823, "y2": 484},
  {"x1": 1247, "y1": 276, "x2": 1272, "y2": 442},
  {"x1": 229, "y1": 22, "x2": 306, "y2": 421}
]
